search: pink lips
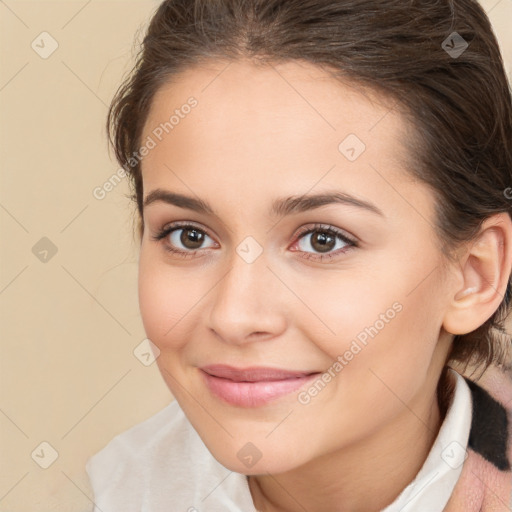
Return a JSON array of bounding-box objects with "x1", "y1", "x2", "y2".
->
[{"x1": 200, "y1": 364, "x2": 320, "y2": 407}]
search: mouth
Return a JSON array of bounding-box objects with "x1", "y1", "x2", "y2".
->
[{"x1": 199, "y1": 364, "x2": 321, "y2": 407}]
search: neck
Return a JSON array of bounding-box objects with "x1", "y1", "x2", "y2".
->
[{"x1": 248, "y1": 371, "x2": 449, "y2": 512}]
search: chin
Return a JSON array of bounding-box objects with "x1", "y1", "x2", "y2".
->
[{"x1": 206, "y1": 441, "x2": 305, "y2": 475}]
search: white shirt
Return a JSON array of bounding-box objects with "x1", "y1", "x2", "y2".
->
[{"x1": 86, "y1": 369, "x2": 472, "y2": 512}]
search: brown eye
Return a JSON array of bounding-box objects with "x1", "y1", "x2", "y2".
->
[
  {"x1": 152, "y1": 222, "x2": 217, "y2": 257},
  {"x1": 297, "y1": 228, "x2": 349, "y2": 254},
  {"x1": 308, "y1": 231, "x2": 337, "y2": 253},
  {"x1": 179, "y1": 227, "x2": 205, "y2": 249},
  {"x1": 292, "y1": 224, "x2": 358, "y2": 262}
]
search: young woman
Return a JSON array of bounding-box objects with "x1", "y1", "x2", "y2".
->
[{"x1": 86, "y1": 1, "x2": 512, "y2": 510}]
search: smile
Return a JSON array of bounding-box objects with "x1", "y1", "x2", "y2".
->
[{"x1": 200, "y1": 365, "x2": 321, "y2": 407}]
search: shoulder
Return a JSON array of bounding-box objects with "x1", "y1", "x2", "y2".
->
[
  {"x1": 85, "y1": 400, "x2": 198, "y2": 505},
  {"x1": 85, "y1": 400, "x2": 256, "y2": 511},
  {"x1": 87, "y1": 399, "x2": 185, "y2": 464},
  {"x1": 445, "y1": 366, "x2": 512, "y2": 511},
  {"x1": 464, "y1": 375, "x2": 511, "y2": 471}
]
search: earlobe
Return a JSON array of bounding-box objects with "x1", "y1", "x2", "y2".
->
[{"x1": 442, "y1": 213, "x2": 512, "y2": 336}]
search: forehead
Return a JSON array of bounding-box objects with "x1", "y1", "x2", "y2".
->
[
  {"x1": 140, "y1": 59, "x2": 419, "y2": 214},
  {"x1": 143, "y1": 58, "x2": 403, "y2": 144}
]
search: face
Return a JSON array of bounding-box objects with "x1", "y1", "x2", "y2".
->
[{"x1": 138, "y1": 59, "x2": 455, "y2": 474}]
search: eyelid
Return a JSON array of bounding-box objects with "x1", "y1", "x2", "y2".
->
[
  {"x1": 293, "y1": 223, "x2": 358, "y2": 246},
  {"x1": 152, "y1": 220, "x2": 216, "y2": 241}
]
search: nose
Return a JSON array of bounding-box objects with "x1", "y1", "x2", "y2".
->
[{"x1": 207, "y1": 247, "x2": 288, "y2": 346}]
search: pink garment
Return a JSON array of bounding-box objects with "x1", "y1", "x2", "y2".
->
[{"x1": 444, "y1": 363, "x2": 512, "y2": 511}]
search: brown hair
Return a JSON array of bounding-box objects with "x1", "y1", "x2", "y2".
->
[{"x1": 106, "y1": 0, "x2": 512, "y2": 373}]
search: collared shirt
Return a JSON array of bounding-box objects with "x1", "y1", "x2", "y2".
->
[
  {"x1": 381, "y1": 368, "x2": 472, "y2": 511},
  {"x1": 86, "y1": 368, "x2": 472, "y2": 512}
]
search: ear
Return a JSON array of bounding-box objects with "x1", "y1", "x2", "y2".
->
[{"x1": 442, "y1": 212, "x2": 512, "y2": 336}]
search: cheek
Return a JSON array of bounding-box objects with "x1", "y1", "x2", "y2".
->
[
  {"x1": 293, "y1": 291, "x2": 442, "y2": 450},
  {"x1": 299, "y1": 258, "x2": 445, "y2": 384},
  {"x1": 291, "y1": 268, "x2": 405, "y2": 360},
  {"x1": 138, "y1": 247, "x2": 194, "y2": 351}
]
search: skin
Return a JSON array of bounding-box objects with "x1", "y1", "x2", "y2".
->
[{"x1": 137, "y1": 59, "x2": 512, "y2": 512}]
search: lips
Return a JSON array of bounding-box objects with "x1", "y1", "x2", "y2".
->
[
  {"x1": 200, "y1": 364, "x2": 317, "y2": 382},
  {"x1": 199, "y1": 364, "x2": 321, "y2": 407}
]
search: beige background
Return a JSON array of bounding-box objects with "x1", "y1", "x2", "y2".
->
[{"x1": 0, "y1": 1, "x2": 511, "y2": 510}]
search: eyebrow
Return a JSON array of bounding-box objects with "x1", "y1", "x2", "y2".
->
[{"x1": 143, "y1": 189, "x2": 384, "y2": 218}]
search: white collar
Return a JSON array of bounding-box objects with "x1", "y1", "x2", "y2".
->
[{"x1": 379, "y1": 368, "x2": 472, "y2": 511}]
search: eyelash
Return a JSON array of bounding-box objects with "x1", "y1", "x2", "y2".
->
[{"x1": 150, "y1": 221, "x2": 358, "y2": 262}]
